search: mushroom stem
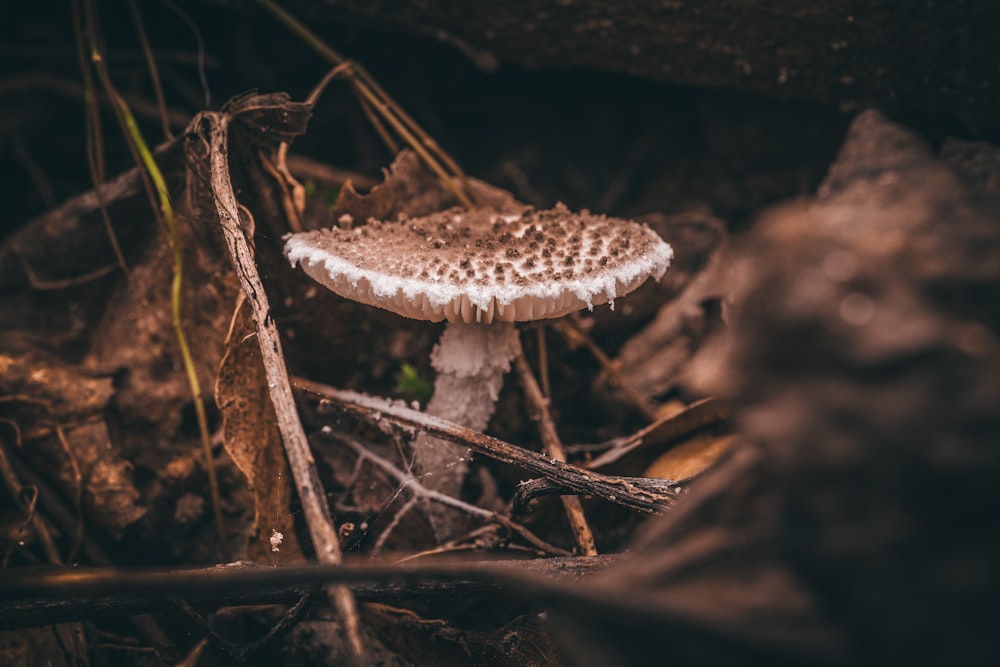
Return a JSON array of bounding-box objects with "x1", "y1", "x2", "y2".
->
[{"x1": 413, "y1": 320, "x2": 522, "y2": 540}]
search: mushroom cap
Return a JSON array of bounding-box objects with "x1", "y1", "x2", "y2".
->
[{"x1": 284, "y1": 204, "x2": 673, "y2": 324}]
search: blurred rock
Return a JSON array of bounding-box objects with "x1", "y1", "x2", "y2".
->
[{"x1": 550, "y1": 110, "x2": 1000, "y2": 665}]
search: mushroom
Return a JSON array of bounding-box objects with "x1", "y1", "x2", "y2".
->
[{"x1": 285, "y1": 203, "x2": 673, "y2": 537}]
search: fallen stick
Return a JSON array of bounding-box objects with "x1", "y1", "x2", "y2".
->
[
  {"x1": 293, "y1": 376, "x2": 681, "y2": 515},
  {"x1": 194, "y1": 108, "x2": 367, "y2": 665}
]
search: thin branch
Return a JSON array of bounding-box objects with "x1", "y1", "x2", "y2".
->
[
  {"x1": 328, "y1": 431, "x2": 571, "y2": 557},
  {"x1": 584, "y1": 397, "x2": 728, "y2": 471},
  {"x1": 18, "y1": 256, "x2": 118, "y2": 290},
  {"x1": 0, "y1": 430, "x2": 61, "y2": 564},
  {"x1": 0, "y1": 555, "x2": 624, "y2": 630},
  {"x1": 70, "y1": 0, "x2": 129, "y2": 277},
  {"x1": 293, "y1": 377, "x2": 679, "y2": 515},
  {"x1": 372, "y1": 497, "x2": 419, "y2": 555},
  {"x1": 514, "y1": 350, "x2": 598, "y2": 556},
  {"x1": 352, "y1": 86, "x2": 399, "y2": 155},
  {"x1": 198, "y1": 111, "x2": 367, "y2": 665},
  {"x1": 0, "y1": 557, "x2": 624, "y2": 601},
  {"x1": 270, "y1": 61, "x2": 355, "y2": 234}
]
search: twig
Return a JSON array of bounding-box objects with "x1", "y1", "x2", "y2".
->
[
  {"x1": 0, "y1": 399, "x2": 84, "y2": 562},
  {"x1": 0, "y1": 429, "x2": 61, "y2": 564},
  {"x1": 293, "y1": 377, "x2": 679, "y2": 515},
  {"x1": 49, "y1": 422, "x2": 84, "y2": 563},
  {"x1": 511, "y1": 476, "x2": 682, "y2": 516},
  {"x1": 270, "y1": 61, "x2": 355, "y2": 234},
  {"x1": 327, "y1": 431, "x2": 571, "y2": 557},
  {"x1": 0, "y1": 555, "x2": 623, "y2": 629},
  {"x1": 284, "y1": 154, "x2": 379, "y2": 191},
  {"x1": 198, "y1": 111, "x2": 367, "y2": 665},
  {"x1": 71, "y1": 0, "x2": 130, "y2": 277},
  {"x1": 0, "y1": 557, "x2": 623, "y2": 601},
  {"x1": 514, "y1": 349, "x2": 598, "y2": 556},
  {"x1": 371, "y1": 497, "x2": 419, "y2": 554},
  {"x1": 19, "y1": 256, "x2": 118, "y2": 290},
  {"x1": 352, "y1": 86, "x2": 399, "y2": 155},
  {"x1": 164, "y1": 590, "x2": 315, "y2": 664}
]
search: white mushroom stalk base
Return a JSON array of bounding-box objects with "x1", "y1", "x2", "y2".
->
[{"x1": 413, "y1": 320, "x2": 522, "y2": 540}]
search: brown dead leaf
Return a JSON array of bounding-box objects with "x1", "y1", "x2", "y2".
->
[
  {"x1": 216, "y1": 298, "x2": 303, "y2": 564},
  {"x1": 0, "y1": 343, "x2": 114, "y2": 439},
  {"x1": 643, "y1": 432, "x2": 739, "y2": 481},
  {"x1": 329, "y1": 149, "x2": 524, "y2": 226},
  {"x1": 0, "y1": 344, "x2": 144, "y2": 537},
  {"x1": 84, "y1": 207, "x2": 240, "y2": 439},
  {"x1": 586, "y1": 398, "x2": 728, "y2": 477}
]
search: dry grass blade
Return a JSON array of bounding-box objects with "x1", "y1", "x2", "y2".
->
[
  {"x1": 75, "y1": 0, "x2": 228, "y2": 560},
  {"x1": 70, "y1": 0, "x2": 129, "y2": 277},
  {"x1": 254, "y1": 0, "x2": 477, "y2": 209}
]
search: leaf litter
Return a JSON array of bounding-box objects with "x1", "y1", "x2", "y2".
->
[{"x1": 3, "y1": 89, "x2": 993, "y2": 667}]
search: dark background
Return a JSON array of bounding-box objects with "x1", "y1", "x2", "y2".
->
[{"x1": 5, "y1": 0, "x2": 995, "y2": 239}]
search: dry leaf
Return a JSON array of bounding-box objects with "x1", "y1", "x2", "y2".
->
[
  {"x1": 216, "y1": 299, "x2": 303, "y2": 564},
  {"x1": 586, "y1": 398, "x2": 728, "y2": 477},
  {"x1": 0, "y1": 344, "x2": 144, "y2": 537},
  {"x1": 329, "y1": 149, "x2": 523, "y2": 226},
  {"x1": 643, "y1": 432, "x2": 739, "y2": 480}
]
